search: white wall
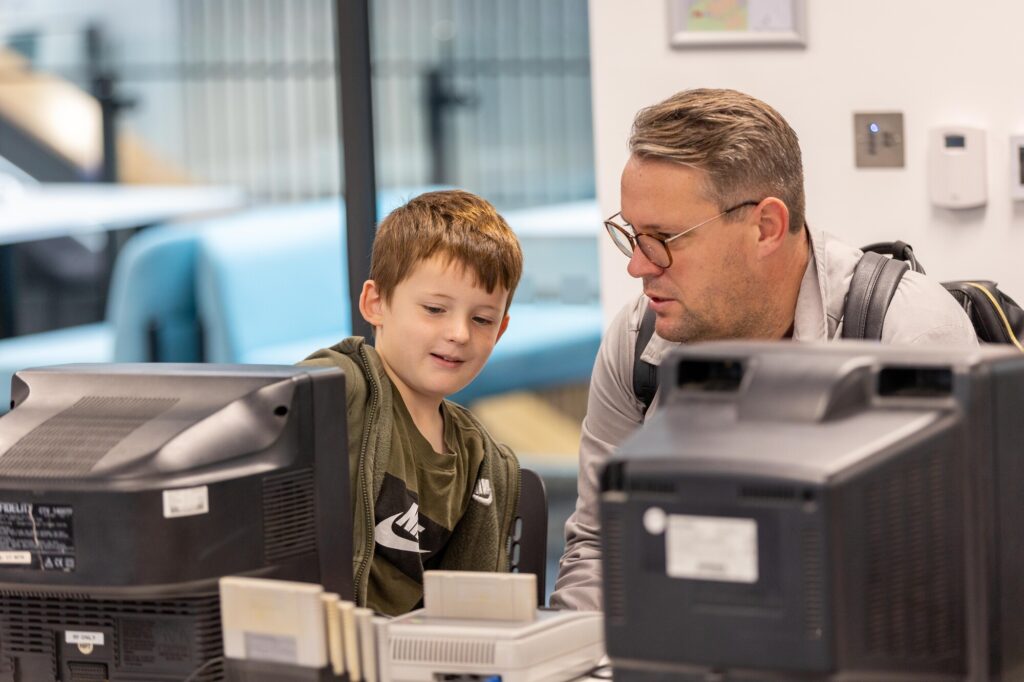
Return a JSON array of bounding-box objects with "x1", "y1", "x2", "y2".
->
[{"x1": 590, "y1": 1, "x2": 1024, "y2": 321}]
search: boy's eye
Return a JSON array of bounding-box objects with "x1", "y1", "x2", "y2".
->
[
  {"x1": 472, "y1": 316, "x2": 495, "y2": 326},
  {"x1": 423, "y1": 305, "x2": 445, "y2": 314}
]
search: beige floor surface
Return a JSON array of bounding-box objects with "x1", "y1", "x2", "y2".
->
[{"x1": 469, "y1": 383, "x2": 588, "y2": 464}]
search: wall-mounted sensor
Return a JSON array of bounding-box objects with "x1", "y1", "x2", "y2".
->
[
  {"x1": 928, "y1": 126, "x2": 987, "y2": 209},
  {"x1": 1011, "y1": 135, "x2": 1024, "y2": 201}
]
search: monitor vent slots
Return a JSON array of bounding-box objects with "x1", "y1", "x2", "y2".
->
[
  {"x1": 0, "y1": 396, "x2": 177, "y2": 477},
  {"x1": 262, "y1": 467, "x2": 317, "y2": 562},
  {"x1": 738, "y1": 485, "x2": 799, "y2": 505},
  {"x1": 67, "y1": 661, "x2": 108, "y2": 681},
  {"x1": 0, "y1": 593, "x2": 223, "y2": 680},
  {"x1": 861, "y1": 447, "x2": 961, "y2": 661},
  {"x1": 391, "y1": 637, "x2": 497, "y2": 665},
  {"x1": 801, "y1": 527, "x2": 825, "y2": 640},
  {"x1": 602, "y1": 506, "x2": 628, "y2": 625}
]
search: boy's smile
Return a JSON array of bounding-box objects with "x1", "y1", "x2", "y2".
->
[
  {"x1": 430, "y1": 352, "x2": 464, "y2": 368},
  {"x1": 360, "y1": 255, "x2": 510, "y2": 417}
]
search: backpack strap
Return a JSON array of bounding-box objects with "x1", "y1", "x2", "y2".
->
[
  {"x1": 861, "y1": 240, "x2": 925, "y2": 274},
  {"x1": 842, "y1": 250, "x2": 910, "y2": 340},
  {"x1": 633, "y1": 304, "x2": 658, "y2": 415}
]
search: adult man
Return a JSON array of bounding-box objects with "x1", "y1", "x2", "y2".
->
[{"x1": 549, "y1": 88, "x2": 978, "y2": 612}]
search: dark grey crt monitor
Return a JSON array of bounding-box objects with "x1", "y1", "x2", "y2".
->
[
  {"x1": 600, "y1": 341, "x2": 1024, "y2": 682},
  {"x1": 0, "y1": 364, "x2": 352, "y2": 682}
]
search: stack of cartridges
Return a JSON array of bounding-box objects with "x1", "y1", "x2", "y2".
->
[{"x1": 219, "y1": 576, "x2": 384, "y2": 681}]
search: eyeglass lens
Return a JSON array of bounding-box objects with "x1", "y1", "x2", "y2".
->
[
  {"x1": 605, "y1": 223, "x2": 633, "y2": 257},
  {"x1": 636, "y1": 235, "x2": 670, "y2": 267},
  {"x1": 605, "y1": 222, "x2": 672, "y2": 267}
]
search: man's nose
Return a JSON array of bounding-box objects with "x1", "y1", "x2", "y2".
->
[{"x1": 626, "y1": 244, "x2": 661, "y2": 279}]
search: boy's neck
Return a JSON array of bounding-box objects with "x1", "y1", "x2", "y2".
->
[{"x1": 378, "y1": 357, "x2": 447, "y2": 454}]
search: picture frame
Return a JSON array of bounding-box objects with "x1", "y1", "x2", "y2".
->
[{"x1": 668, "y1": 0, "x2": 807, "y2": 48}]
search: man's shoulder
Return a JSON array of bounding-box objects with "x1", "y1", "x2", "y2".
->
[
  {"x1": 884, "y1": 271, "x2": 979, "y2": 346},
  {"x1": 810, "y1": 229, "x2": 977, "y2": 346}
]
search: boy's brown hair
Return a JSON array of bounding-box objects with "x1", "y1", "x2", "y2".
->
[{"x1": 370, "y1": 190, "x2": 523, "y2": 313}]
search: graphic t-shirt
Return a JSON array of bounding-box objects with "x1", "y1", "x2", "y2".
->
[{"x1": 366, "y1": 384, "x2": 485, "y2": 615}]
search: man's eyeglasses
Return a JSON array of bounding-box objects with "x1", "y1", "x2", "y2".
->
[{"x1": 604, "y1": 200, "x2": 760, "y2": 268}]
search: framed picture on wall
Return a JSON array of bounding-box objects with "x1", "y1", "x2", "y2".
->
[{"x1": 667, "y1": 0, "x2": 807, "y2": 48}]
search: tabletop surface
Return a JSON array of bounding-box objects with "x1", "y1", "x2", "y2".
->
[{"x1": 0, "y1": 183, "x2": 246, "y2": 245}]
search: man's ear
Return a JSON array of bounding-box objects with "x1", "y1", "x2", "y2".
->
[
  {"x1": 755, "y1": 197, "x2": 791, "y2": 259},
  {"x1": 495, "y1": 314, "x2": 510, "y2": 343},
  {"x1": 358, "y1": 280, "x2": 385, "y2": 327}
]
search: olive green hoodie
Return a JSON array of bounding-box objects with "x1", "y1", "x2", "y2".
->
[{"x1": 302, "y1": 337, "x2": 520, "y2": 608}]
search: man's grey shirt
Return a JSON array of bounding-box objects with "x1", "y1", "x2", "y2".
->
[{"x1": 549, "y1": 227, "x2": 980, "y2": 611}]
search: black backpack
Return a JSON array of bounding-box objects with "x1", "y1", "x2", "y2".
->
[{"x1": 633, "y1": 241, "x2": 1024, "y2": 414}]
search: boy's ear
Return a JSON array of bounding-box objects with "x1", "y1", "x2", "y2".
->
[
  {"x1": 495, "y1": 314, "x2": 510, "y2": 343},
  {"x1": 358, "y1": 280, "x2": 385, "y2": 327}
]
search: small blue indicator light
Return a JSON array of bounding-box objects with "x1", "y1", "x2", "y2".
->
[{"x1": 869, "y1": 123, "x2": 880, "y2": 134}]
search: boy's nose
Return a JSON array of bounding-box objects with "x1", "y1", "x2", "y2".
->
[{"x1": 446, "y1": 319, "x2": 471, "y2": 344}]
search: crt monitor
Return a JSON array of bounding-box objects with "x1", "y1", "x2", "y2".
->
[
  {"x1": 0, "y1": 363, "x2": 352, "y2": 682},
  {"x1": 600, "y1": 341, "x2": 1024, "y2": 681}
]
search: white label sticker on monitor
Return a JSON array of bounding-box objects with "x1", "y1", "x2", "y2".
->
[
  {"x1": 0, "y1": 551, "x2": 31, "y2": 565},
  {"x1": 162, "y1": 486, "x2": 209, "y2": 518},
  {"x1": 65, "y1": 630, "x2": 105, "y2": 646},
  {"x1": 665, "y1": 514, "x2": 758, "y2": 583}
]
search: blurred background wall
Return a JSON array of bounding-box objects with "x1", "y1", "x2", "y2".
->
[{"x1": 590, "y1": 1, "x2": 1024, "y2": 320}]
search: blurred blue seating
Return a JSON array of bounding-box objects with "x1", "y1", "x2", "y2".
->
[
  {"x1": 0, "y1": 226, "x2": 203, "y2": 410},
  {"x1": 195, "y1": 194, "x2": 605, "y2": 402},
  {"x1": 1, "y1": 194, "x2": 605, "y2": 411},
  {"x1": 196, "y1": 200, "x2": 351, "y2": 364},
  {"x1": 196, "y1": 189, "x2": 451, "y2": 364},
  {"x1": 105, "y1": 226, "x2": 204, "y2": 363}
]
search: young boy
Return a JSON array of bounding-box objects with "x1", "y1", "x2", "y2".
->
[{"x1": 301, "y1": 190, "x2": 523, "y2": 616}]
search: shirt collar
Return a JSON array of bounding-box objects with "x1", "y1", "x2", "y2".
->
[{"x1": 792, "y1": 226, "x2": 828, "y2": 342}]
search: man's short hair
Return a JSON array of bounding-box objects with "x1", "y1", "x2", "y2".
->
[
  {"x1": 629, "y1": 88, "x2": 806, "y2": 233},
  {"x1": 370, "y1": 189, "x2": 523, "y2": 312}
]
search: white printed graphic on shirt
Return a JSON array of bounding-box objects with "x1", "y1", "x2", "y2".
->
[{"x1": 375, "y1": 502, "x2": 429, "y2": 554}]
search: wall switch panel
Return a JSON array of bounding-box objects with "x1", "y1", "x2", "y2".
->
[{"x1": 854, "y1": 112, "x2": 905, "y2": 168}]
